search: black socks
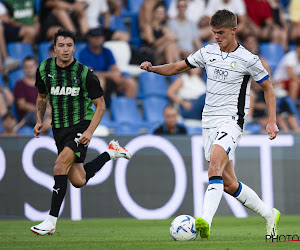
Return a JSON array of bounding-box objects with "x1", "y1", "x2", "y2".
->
[
  {"x1": 84, "y1": 152, "x2": 111, "y2": 183},
  {"x1": 50, "y1": 175, "x2": 68, "y2": 217}
]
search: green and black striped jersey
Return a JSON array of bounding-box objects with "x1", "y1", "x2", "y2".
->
[{"x1": 35, "y1": 58, "x2": 103, "y2": 128}]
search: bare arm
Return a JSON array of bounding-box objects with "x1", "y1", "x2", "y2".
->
[
  {"x1": 259, "y1": 78, "x2": 279, "y2": 140},
  {"x1": 33, "y1": 93, "x2": 47, "y2": 138},
  {"x1": 79, "y1": 96, "x2": 106, "y2": 147},
  {"x1": 140, "y1": 60, "x2": 191, "y2": 76}
]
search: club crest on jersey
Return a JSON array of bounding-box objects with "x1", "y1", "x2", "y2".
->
[
  {"x1": 230, "y1": 61, "x2": 238, "y2": 69},
  {"x1": 50, "y1": 86, "x2": 80, "y2": 96},
  {"x1": 73, "y1": 76, "x2": 79, "y2": 84}
]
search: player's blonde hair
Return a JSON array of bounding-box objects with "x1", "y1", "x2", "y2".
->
[{"x1": 210, "y1": 9, "x2": 237, "y2": 29}]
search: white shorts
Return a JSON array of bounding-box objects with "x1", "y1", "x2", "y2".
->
[{"x1": 203, "y1": 120, "x2": 243, "y2": 161}]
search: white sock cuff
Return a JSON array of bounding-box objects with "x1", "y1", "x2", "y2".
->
[{"x1": 47, "y1": 214, "x2": 57, "y2": 226}]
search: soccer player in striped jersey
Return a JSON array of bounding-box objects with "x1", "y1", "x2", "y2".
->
[
  {"x1": 30, "y1": 29, "x2": 131, "y2": 236},
  {"x1": 140, "y1": 9, "x2": 280, "y2": 239}
]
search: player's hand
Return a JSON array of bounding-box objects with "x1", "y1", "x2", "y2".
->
[
  {"x1": 266, "y1": 122, "x2": 279, "y2": 140},
  {"x1": 79, "y1": 130, "x2": 93, "y2": 147},
  {"x1": 140, "y1": 61, "x2": 153, "y2": 72},
  {"x1": 33, "y1": 122, "x2": 43, "y2": 138}
]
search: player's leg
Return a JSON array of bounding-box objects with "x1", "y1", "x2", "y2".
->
[
  {"x1": 223, "y1": 160, "x2": 280, "y2": 237},
  {"x1": 68, "y1": 140, "x2": 131, "y2": 188},
  {"x1": 31, "y1": 147, "x2": 76, "y2": 236},
  {"x1": 196, "y1": 144, "x2": 228, "y2": 239}
]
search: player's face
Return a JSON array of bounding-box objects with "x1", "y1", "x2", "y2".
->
[
  {"x1": 54, "y1": 36, "x2": 75, "y2": 64},
  {"x1": 212, "y1": 27, "x2": 236, "y2": 50}
]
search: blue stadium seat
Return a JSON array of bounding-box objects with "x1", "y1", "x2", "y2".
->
[
  {"x1": 39, "y1": 41, "x2": 52, "y2": 63},
  {"x1": 139, "y1": 71, "x2": 168, "y2": 99},
  {"x1": 127, "y1": 0, "x2": 144, "y2": 14},
  {"x1": 73, "y1": 42, "x2": 88, "y2": 61},
  {"x1": 110, "y1": 97, "x2": 144, "y2": 127},
  {"x1": 186, "y1": 126, "x2": 202, "y2": 135},
  {"x1": 35, "y1": 0, "x2": 41, "y2": 13},
  {"x1": 7, "y1": 42, "x2": 34, "y2": 66},
  {"x1": 109, "y1": 16, "x2": 127, "y2": 32},
  {"x1": 9, "y1": 70, "x2": 25, "y2": 90},
  {"x1": 244, "y1": 123, "x2": 262, "y2": 134},
  {"x1": 114, "y1": 123, "x2": 141, "y2": 135},
  {"x1": 259, "y1": 43, "x2": 285, "y2": 73},
  {"x1": 0, "y1": 74, "x2": 5, "y2": 87},
  {"x1": 17, "y1": 125, "x2": 34, "y2": 136},
  {"x1": 143, "y1": 96, "x2": 168, "y2": 125}
]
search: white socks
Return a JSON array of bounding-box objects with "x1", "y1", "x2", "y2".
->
[
  {"x1": 234, "y1": 182, "x2": 273, "y2": 219},
  {"x1": 47, "y1": 214, "x2": 57, "y2": 226},
  {"x1": 202, "y1": 177, "x2": 224, "y2": 227}
]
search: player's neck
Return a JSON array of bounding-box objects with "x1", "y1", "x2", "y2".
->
[
  {"x1": 56, "y1": 57, "x2": 74, "y2": 68},
  {"x1": 220, "y1": 40, "x2": 238, "y2": 53}
]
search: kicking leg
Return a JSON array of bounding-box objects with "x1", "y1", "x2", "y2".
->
[
  {"x1": 223, "y1": 161, "x2": 280, "y2": 237},
  {"x1": 31, "y1": 147, "x2": 76, "y2": 236},
  {"x1": 196, "y1": 144, "x2": 228, "y2": 239},
  {"x1": 69, "y1": 140, "x2": 131, "y2": 187}
]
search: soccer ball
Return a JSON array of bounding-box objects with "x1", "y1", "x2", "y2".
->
[{"x1": 170, "y1": 215, "x2": 198, "y2": 241}]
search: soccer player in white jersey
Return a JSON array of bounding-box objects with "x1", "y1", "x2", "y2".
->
[{"x1": 140, "y1": 9, "x2": 280, "y2": 239}]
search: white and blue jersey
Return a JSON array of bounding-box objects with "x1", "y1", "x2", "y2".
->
[{"x1": 186, "y1": 43, "x2": 269, "y2": 129}]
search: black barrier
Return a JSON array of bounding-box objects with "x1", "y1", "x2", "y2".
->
[{"x1": 0, "y1": 135, "x2": 298, "y2": 220}]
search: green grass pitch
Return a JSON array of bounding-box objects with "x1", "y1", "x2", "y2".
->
[{"x1": 0, "y1": 215, "x2": 299, "y2": 249}]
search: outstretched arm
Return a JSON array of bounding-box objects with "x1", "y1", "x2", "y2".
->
[
  {"x1": 34, "y1": 93, "x2": 47, "y2": 138},
  {"x1": 259, "y1": 78, "x2": 279, "y2": 140},
  {"x1": 140, "y1": 60, "x2": 191, "y2": 76}
]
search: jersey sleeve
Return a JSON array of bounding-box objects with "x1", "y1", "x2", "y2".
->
[
  {"x1": 86, "y1": 69, "x2": 104, "y2": 99},
  {"x1": 35, "y1": 67, "x2": 46, "y2": 94},
  {"x1": 246, "y1": 55, "x2": 269, "y2": 84},
  {"x1": 186, "y1": 47, "x2": 206, "y2": 68}
]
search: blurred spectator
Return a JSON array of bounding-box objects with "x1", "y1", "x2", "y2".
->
[
  {"x1": 48, "y1": 43, "x2": 57, "y2": 57},
  {"x1": 244, "y1": 0, "x2": 288, "y2": 50},
  {"x1": 139, "y1": 0, "x2": 164, "y2": 31},
  {"x1": 40, "y1": 0, "x2": 89, "y2": 41},
  {"x1": 273, "y1": 37, "x2": 300, "y2": 103},
  {"x1": 167, "y1": 0, "x2": 201, "y2": 59},
  {"x1": 78, "y1": 28, "x2": 136, "y2": 104},
  {"x1": 0, "y1": 112, "x2": 20, "y2": 136},
  {"x1": 107, "y1": 0, "x2": 122, "y2": 16},
  {"x1": 84, "y1": 0, "x2": 129, "y2": 41},
  {"x1": 244, "y1": 34, "x2": 300, "y2": 133},
  {"x1": 13, "y1": 57, "x2": 51, "y2": 133},
  {"x1": 289, "y1": 0, "x2": 300, "y2": 43},
  {"x1": 153, "y1": 104, "x2": 187, "y2": 134},
  {"x1": 0, "y1": 0, "x2": 39, "y2": 45},
  {"x1": 167, "y1": 67, "x2": 206, "y2": 120},
  {"x1": 140, "y1": 3, "x2": 180, "y2": 64},
  {"x1": 167, "y1": 0, "x2": 206, "y2": 24},
  {"x1": 0, "y1": 83, "x2": 14, "y2": 117},
  {"x1": 200, "y1": 0, "x2": 248, "y2": 41}
]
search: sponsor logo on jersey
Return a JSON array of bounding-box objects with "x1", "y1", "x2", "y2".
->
[
  {"x1": 230, "y1": 61, "x2": 238, "y2": 69},
  {"x1": 50, "y1": 86, "x2": 80, "y2": 96},
  {"x1": 213, "y1": 68, "x2": 228, "y2": 81}
]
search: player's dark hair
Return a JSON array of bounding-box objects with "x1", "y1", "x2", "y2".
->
[
  {"x1": 54, "y1": 29, "x2": 76, "y2": 45},
  {"x1": 210, "y1": 9, "x2": 237, "y2": 28}
]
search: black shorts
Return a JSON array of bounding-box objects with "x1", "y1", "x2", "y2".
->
[
  {"x1": 4, "y1": 24, "x2": 21, "y2": 42},
  {"x1": 52, "y1": 120, "x2": 91, "y2": 163}
]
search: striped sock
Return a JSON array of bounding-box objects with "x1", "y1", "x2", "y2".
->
[{"x1": 202, "y1": 176, "x2": 224, "y2": 226}]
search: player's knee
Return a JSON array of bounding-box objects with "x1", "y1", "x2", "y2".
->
[
  {"x1": 72, "y1": 180, "x2": 85, "y2": 188},
  {"x1": 53, "y1": 161, "x2": 67, "y2": 175}
]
